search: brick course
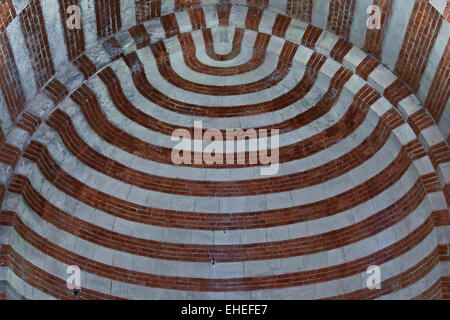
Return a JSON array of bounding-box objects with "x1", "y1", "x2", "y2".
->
[
  {"x1": 327, "y1": 0, "x2": 356, "y2": 39},
  {"x1": 19, "y1": 0, "x2": 55, "y2": 88},
  {"x1": 395, "y1": 0, "x2": 442, "y2": 92},
  {"x1": 136, "y1": 0, "x2": 162, "y2": 23},
  {"x1": 0, "y1": 32, "x2": 25, "y2": 122},
  {"x1": 95, "y1": 0, "x2": 122, "y2": 38},
  {"x1": 424, "y1": 37, "x2": 450, "y2": 122}
]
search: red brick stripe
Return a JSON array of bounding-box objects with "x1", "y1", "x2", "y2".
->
[
  {"x1": 272, "y1": 14, "x2": 292, "y2": 38},
  {"x1": 73, "y1": 54, "x2": 97, "y2": 79},
  {"x1": 0, "y1": 32, "x2": 25, "y2": 122},
  {"x1": 16, "y1": 112, "x2": 41, "y2": 136},
  {"x1": 414, "y1": 276, "x2": 450, "y2": 300},
  {"x1": 0, "y1": 0, "x2": 16, "y2": 31},
  {"x1": 356, "y1": 56, "x2": 379, "y2": 80},
  {"x1": 128, "y1": 25, "x2": 151, "y2": 49},
  {"x1": 287, "y1": 0, "x2": 313, "y2": 23},
  {"x1": 429, "y1": 142, "x2": 450, "y2": 169},
  {"x1": 188, "y1": 7, "x2": 207, "y2": 30},
  {"x1": 407, "y1": 109, "x2": 435, "y2": 135},
  {"x1": 405, "y1": 139, "x2": 428, "y2": 160},
  {"x1": 395, "y1": 0, "x2": 442, "y2": 91},
  {"x1": 0, "y1": 185, "x2": 6, "y2": 208},
  {"x1": 0, "y1": 210, "x2": 14, "y2": 226},
  {"x1": 44, "y1": 79, "x2": 69, "y2": 104},
  {"x1": 442, "y1": 277, "x2": 450, "y2": 299},
  {"x1": 0, "y1": 127, "x2": 4, "y2": 146},
  {"x1": 384, "y1": 79, "x2": 411, "y2": 107},
  {"x1": 217, "y1": 2, "x2": 232, "y2": 26},
  {"x1": 424, "y1": 37, "x2": 450, "y2": 123},
  {"x1": 445, "y1": 2, "x2": 450, "y2": 23},
  {"x1": 327, "y1": 0, "x2": 356, "y2": 40},
  {"x1": 0, "y1": 143, "x2": 20, "y2": 169},
  {"x1": 421, "y1": 172, "x2": 442, "y2": 194},
  {"x1": 382, "y1": 108, "x2": 404, "y2": 130},
  {"x1": 160, "y1": 13, "x2": 180, "y2": 38},
  {"x1": 175, "y1": 0, "x2": 200, "y2": 10},
  {"x1": 136, "y1": 0, "x2": 162, "y2": 24},
  {"x1": 0, "y1": 242, "x2": 9, "y2": 266},
  {"x1": 301, "y1": 25, "x2": 323, "y2": 48},
  {"x1": 245, "y1": 7, "x2": 263, "y2": 31},
  {"x1": 94, "y1": 0, "x2": 122, "y2": 38},
  {"x1": 19, "y1": 0, "x2": 55, "y2": 88},
  {"x1": 330, "y1": 39, "x2": 353, "y2": 63}
]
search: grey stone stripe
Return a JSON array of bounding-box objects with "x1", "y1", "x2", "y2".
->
[
  {"x1": 6, "y1": 270, "x2": 57, "y2": 300},
  {"x1": 417, "y1": 22, "x2": 450, "y2": 103},
  {"x1": 348, "y1": 0, "x2": 371, "y2": 48},
  {"x1": 6, "y1": 19, "x2": 37, "y2": 101},
  {"x1": 380, "y1": 0, "x2": 416, "y2": 71},
  {"x1": 40, "y1": 0, "x2": 68, "y2": 71},
  {"x1": 120, "y1": 0, "x2": 136, "y2": 31},
  {"x1": 79, "y1": 0, "x2": 98, "y2": 49},
  {"x1": 311, "y1": 0, "x2": 330, "y2": 30}
]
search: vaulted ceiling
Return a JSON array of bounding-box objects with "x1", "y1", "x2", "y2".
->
[{"x1": 0, "y1": 0, "x2": 449, "y2": 300}]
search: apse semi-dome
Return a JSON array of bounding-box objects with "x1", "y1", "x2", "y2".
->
[{"x1": 0, "y1": 0, "x2": 449, "y2": 300}]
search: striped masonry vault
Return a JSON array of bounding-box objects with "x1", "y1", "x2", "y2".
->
[{"x1": 0, "y1": 0, "x2": 449, "y2": 300}]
